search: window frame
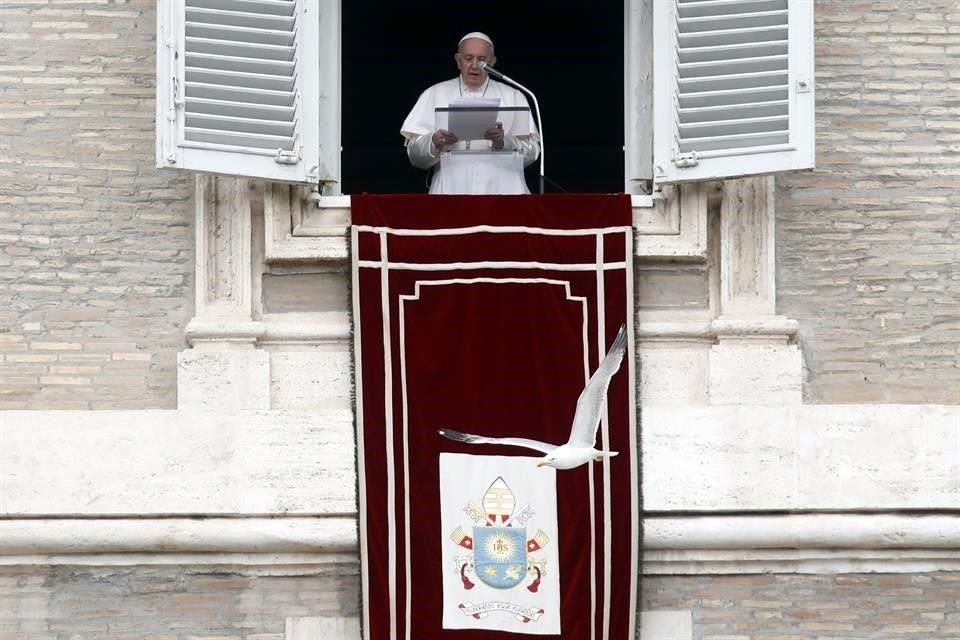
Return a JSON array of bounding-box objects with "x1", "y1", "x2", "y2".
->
[{"x1": 158, "y1": 0, "x2": 812, "y2": 191}]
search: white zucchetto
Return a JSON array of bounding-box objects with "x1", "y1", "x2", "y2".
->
[{"x1": 458, "y1": 31, "x2": 494, "y2": 48}]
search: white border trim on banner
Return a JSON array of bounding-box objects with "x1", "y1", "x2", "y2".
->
[{"x1": 400, "y1": 277, "x2": 589, "y2": 638}]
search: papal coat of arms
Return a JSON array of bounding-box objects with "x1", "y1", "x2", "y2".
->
[{"x1": 448, "y1": 476, "x2": 551, "y2": 623}]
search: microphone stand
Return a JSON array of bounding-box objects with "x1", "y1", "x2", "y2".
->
[{"x1": 480, "y1": 62, "x2": 544, "y2": 194}]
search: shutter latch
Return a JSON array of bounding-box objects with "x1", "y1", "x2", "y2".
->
[
  {"x1": 674, "y1": 151, "x2": 699, "y2": 168},
  {"x1": 275, "y1": 148, "x2": 301, "y2": 165}
]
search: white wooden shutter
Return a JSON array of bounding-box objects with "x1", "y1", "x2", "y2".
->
[
  {"x1": 157, "y1": 0, "x2": 340, "y2": 185},
  {"x1": 653, "y1": 0, "x2": 814, "y2": 184}
]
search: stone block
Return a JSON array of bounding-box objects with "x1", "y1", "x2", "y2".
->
[
  {"x1": 286, "y1": 617, "x2": 360, "y2": 640},
  {"x1": 638, "y1": 346, "x2": 708, "y2": 406},
  {"x1": 640, "y1": 610, "x2": 692, "y2": 640},
  {"x1": 708, "y1": 343, "x2": 802, "y2": 405},
  {"x1": 270, "y1": 351, "x2": 352, "y2": 410},
  {"x1": 177, "y1": 350, "x2": 270, "y2": 410}
]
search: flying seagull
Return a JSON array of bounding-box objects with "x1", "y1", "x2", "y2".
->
[{"x1": 438, "y1": 324, "x2": 628, "y2": 470}]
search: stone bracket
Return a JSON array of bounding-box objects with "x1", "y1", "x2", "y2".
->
[
  {"x1": 265, "y1": 184, "x2": 350, "y2": 262},
  {"x1": 263, "y1": 189, "x2": 708, "y2": 263},
  {"x1": 635, "y1": 183, "x2": 708, "y2": 259}
]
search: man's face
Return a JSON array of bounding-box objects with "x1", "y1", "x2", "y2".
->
[{"x1": 455, "y1": 38, "x2": 495, "y2": 89}]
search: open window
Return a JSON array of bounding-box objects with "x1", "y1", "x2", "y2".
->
[
  {"x1": 156, "y1": 0, "x2": 339, "y2": 185},
  {"x1": 157, "y1": 0, "x2": 814, "y2": 191}
]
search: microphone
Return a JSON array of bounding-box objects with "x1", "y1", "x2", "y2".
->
[
  {"x1": 478, "y1": 62, "x2": 545, "y2": 194},
  {"x1": 477, "y1": 61, "x2": 511, "y2": 83}
]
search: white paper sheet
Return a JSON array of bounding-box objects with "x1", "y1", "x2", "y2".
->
[{"x1": 441, "y1": 97, "x2": 501, "y2": 141}]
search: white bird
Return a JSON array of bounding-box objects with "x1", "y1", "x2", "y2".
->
[{"x1": 438, "y1": 324, "x2": 628, "y2": 470}]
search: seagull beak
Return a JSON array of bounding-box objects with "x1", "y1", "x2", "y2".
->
[{"x1": 536, "y1": 461, "x2": 547, "y2": 468}]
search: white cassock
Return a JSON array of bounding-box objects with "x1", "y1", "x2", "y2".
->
[{"x1": 401, "y1": 77, "x2": 541, "y2": 195}]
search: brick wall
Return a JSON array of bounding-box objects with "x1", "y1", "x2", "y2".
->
[
  {"x1": 3, "y1": 568, "x2": 958, "y2": 638},
  {"x1": 643, "y1": 573, "x2": 960, "y2": 639},
  {"x1": 0, "y1": 564, "x2": 359, "y2": 638},
  {"x1": 776, "y1": 1, "x2": 960, "y2": 403},
  {"x1": 2, "y1": 1, "x2": 957, "y2": 410},
  {"x1": 0, "y1": 0, "x2": 193, "y2": 409}
]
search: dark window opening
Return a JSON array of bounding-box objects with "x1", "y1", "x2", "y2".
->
[{"x1": 341, "y1": 1, "x2": 624, "y2": 194}]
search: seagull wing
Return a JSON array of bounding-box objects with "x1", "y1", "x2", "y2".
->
[
  {"x1": 438, "y1": 429, "x2": 558, "y2": 455},
  {"x1": 567, "y1": 324, "x2": 627, "y2": 448}
]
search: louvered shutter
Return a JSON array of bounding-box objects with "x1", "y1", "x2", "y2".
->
[
  {"x1": 652, "y1": 0, "x2": 814, "y2": 184},
  {"x1": 157, "y1": 0, "x2": 339, "y2": 185}
]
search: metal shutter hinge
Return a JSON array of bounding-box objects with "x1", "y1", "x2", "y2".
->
[
  {"x1": 275, "y1": 148, "x2": 301, "y2": 165},
  {"x1": 675, "y1": 151, "x2": 699, "y2": 168}
]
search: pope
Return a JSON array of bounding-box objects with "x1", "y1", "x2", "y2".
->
[{"x1": 400, "y1": 31, "x2": 541, "y2": 194}]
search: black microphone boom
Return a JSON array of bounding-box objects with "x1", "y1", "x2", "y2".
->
[{"x1": 479, "y1": 61, "x2": 545, "y2": 194}]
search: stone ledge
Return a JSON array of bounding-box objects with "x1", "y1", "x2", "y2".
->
[
  {"x1": 643, "y1": 404, "x2": 960, "y2": 511},
  {"x1": 644, "y1": 549, "x2": 960, "y2": 575},
  {"x1": 0, "y1": 409, "x2": 358, "y2": 516},
  {"x1": 711, "y1": 314, "x2": 799, "y2": 339},
  {"x1": 646, "y1": 513, "x2": 960, "y2": 549},
  {"x1": 4, "y1": 513, "x2": 952, "y2": 555},
  {"x1": 266, "y1": 191, "x2": 712, "y2": 262},
  {"x1": 0, "y1": 517, "x2": 357, "y2": 555},
  {"x1": 2, "y1": 513, "x2": 956, "y2": 575},
  {"x1": 645, "y1": 513, "x2": 960, "y2": 574}
]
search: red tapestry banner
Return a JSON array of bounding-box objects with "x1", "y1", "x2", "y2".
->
[{"x1": 352, "y1": 194, "x2": 637, "y2": 640}]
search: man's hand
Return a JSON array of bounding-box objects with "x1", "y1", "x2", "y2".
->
[
  {"x1": 485, "y1": 122, "x2": 505, "y2": 150},
  {"x1": 433, "y1": 129, "x2": 458, "y2": 151}
]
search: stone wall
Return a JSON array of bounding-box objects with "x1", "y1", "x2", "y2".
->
[
  {"x1": 1, "y1": 2, "x2": 957, "y2": 639},
  {"x1": 642, "y1": 573, "x2": 960, "y2": 639},
  {"x1": 776, "y1": 1, "x2": 960, "y2": 403},
  {"x1": 3, "y1": 568, "x2": 959, "y2": 639},
  {"x1": 0, "y1": 564, "x2": 359, "y2": 639},
  {"x1": 2, "y1": 1, "x2": 957, "y2": 408},
  {"x1": 0, "y1": 0, "x2": 193, "y2": 410}
]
